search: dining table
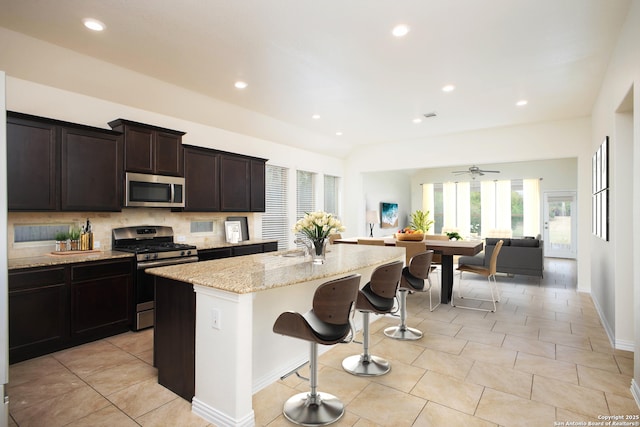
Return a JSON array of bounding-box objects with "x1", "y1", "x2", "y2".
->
[{"x1": 333, "y1": 236, "x2": 484, "y2": 303}]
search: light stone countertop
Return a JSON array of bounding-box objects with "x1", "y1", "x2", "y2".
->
[
  {"x1": 8, "y1": 250, "x2": 134, "y2": 270},
  {"x1": 146, "y1": 244, "x2": 406, "y2": 294}
]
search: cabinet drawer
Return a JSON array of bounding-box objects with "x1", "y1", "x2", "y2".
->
[
  {"x1": 9, "y1": 267, "x2": 66, "y2": 291},
  {"x1": 233, "y1": 245, "x2": 263, "y2": 256},
  {"x1": 71, "y1": 259, "x2": 132, "y2": 282}
]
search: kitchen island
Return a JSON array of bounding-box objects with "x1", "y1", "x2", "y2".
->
[{"x1": 146, "y1": 243, "x2": 405, "y2": 427}]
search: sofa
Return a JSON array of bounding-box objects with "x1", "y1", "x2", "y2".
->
[{"x1": 457, "y1": 237, "x2": 544, "y2": 278}]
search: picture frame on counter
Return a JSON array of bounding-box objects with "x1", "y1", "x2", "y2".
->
[{"x1": 225, "y1": 220, "x2": 242, "y2": 244}]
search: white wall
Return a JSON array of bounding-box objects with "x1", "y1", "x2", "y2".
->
[
  {"x1": 589, "y1": 0, "x2": 640, "y2": 398},
  {"x1": 361, "y1": 171, "x2": 412, "y2": 237}
]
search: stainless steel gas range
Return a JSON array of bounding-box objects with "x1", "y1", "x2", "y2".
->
[{"x1": 112, "y1": 225, "x2": 198, "y2": 330}]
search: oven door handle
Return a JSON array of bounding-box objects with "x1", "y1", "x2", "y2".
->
[{"x1": 137, "y1": 256, "x2": 200, "y2": 270}]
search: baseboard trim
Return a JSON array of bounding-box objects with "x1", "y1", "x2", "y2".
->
[
  {"x1": 589, "y1": 292, "x2": 616, "y2": 348},
  {"x1": 615, "y1": 338, "x2": 636, "y2": 352},
  {"x1": 192, "y1": 397, "x2": 254, "y2": 427},
  {"x1": 631, "y1": 379, "x2": 640, "y2": 411}
]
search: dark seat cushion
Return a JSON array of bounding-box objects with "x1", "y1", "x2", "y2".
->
[
  {"x1": 401, "y1": 266, "x2": 425, "y2": 291},
  {"x1": 302, "y1": 310, "x2": 351, "y2": 342},
  {"x1": 359, "y1": 282, "x2": 395, "y2": 312}
]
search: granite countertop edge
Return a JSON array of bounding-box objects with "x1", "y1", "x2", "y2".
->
[
  {"x1": 147, "y1": 245, "x2": 406, "y2": 294},
  {"x1": 7, "y1": 239, "x2": 279, "y2": 270}
]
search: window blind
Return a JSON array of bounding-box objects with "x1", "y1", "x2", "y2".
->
[
  {"x1": 323, "y1": 174, "x2": 340, "y2": 217},
  {"x1": 262, "y1": 165, "x2": 289, "y2": 251},
  {"x1": 296, "y1": 170, "x2": 315, "y2": 219}
]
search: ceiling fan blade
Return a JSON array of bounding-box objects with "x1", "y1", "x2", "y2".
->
[{"x1": 479, "y1": 170, "x2": 500, "y2": 173}]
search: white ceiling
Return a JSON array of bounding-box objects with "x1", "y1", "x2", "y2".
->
[{"x1": 0, "y1": 0, "x2": 631, "y2": 157}]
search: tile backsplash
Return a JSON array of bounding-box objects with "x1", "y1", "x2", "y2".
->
[{"x1": 7, "y1": 209, "x2": 259, "y2": 259}]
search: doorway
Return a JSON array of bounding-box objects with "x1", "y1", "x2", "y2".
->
[{"x1": 543, "y1": 191, "x2": 577, "y2": 258}]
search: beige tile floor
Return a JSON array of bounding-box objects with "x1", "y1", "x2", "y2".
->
[{"x1": 8, "y1": 258, "x2": 640, "y2": 426}]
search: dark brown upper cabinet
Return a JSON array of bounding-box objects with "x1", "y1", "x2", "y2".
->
[
  {"x1": 183, "y1": 145, "x2": 220, "y2": 211},
  {"x1": 61, "y1": 127, "x2": 123, "y2": 211},
  {"x1": 220, "y1": 154, "x2": 251, "y2": 211},
  {"x1": 219, "y1": 153, "x2": 267, "y2": 212},
  {"x1": 183, "y1": 145, "x2": 266, "y2": 212},
  {"x1": 109, "y1": 119, "x2": 185, "y2": 177},
  {"x1": 7, "y1": 114, "x2": 59, "y2": 210},
  {"x1": 7, "y1": 112, "x2": 122, "y2": 212}
]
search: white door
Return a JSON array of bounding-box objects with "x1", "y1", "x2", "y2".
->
[{"x1": 543, "y1": 191, "x2": 577, "y2": 258}]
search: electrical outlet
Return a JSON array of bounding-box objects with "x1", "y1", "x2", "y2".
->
[
  {"x1": 177, "y1": 235, "x2": 186, "y2": 242},
  {"x1": 93, "y1": 241, "x2": 101, "y2": 248},
  {"x1": 211, "y1": 308, "x2": 221, "y2": 330}
]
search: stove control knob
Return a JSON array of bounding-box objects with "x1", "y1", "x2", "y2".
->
[
  {"x1": 145, "y1": 254, "x2": 151, "y2": 261},
  {"x1": 180, "y1": 251, "x2": 185, "y2": 256},
  {"x1": 186, "y1": 250, "x2": 192, "y2": 256},
  {"x1": 153, "y1": 253, "x2": 159, "y2": 260}
]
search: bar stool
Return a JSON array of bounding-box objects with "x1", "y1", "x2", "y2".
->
[
  {"x1": 342, "y1": 260, "x2": 403, "y2": 376},
  {"x1": 273, "y1": 274, "x2": 361, "y2": 426},
  {"x1": 384, "y1": 250, "x2": 434, "y2": 341}
]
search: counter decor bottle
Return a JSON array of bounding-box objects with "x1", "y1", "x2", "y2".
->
[{"x1": 80, "y1": 219, "x2": 94, "y2": 250}]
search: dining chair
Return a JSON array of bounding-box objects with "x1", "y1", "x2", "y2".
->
[
  {"x1": 395, "y1": 241, "x2": 440, "y2": 311},
  {"x1": 357, "y1": 238, "x2": 385, "y2": 246},
  {"x1": 328, "y1": 233, "x2": 342, "y2": 244},
  {"x1": 452, "y1": 239, "x2": 504, "y2": 312}
]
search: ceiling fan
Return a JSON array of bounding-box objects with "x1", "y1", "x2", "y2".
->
[{"x1": 452, "y1": 165, "x2": 500, "y2": 179}]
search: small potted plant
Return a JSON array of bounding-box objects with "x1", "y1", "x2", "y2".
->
[
  {"x1": 69, "y1": 227, "x2": 82, "y2": 250},
  {"x1": 446, "y1": 231, "x2": 463, "y2": 241},
  {"x1": 55, "y1": 231, "x2": 70, "y2": 251}
]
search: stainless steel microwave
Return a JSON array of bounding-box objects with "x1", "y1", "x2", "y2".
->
[{"x1": 125, "y1": 172, "x2": 185, "y2": 208}]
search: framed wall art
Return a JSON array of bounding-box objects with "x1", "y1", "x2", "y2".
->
[{"x1": 380, "y1": 202, "x2": 399, "y2": 229}]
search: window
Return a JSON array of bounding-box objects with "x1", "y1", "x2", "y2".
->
[
  {"x1": 470, "y1": 181, "x2": 481, "y2": 235},
  {"x1": 323, "y1": 174, "x2": 340, "y2": 217},
  {"x1": 511, "y1": 179, "x2": 524, "y2": 237},
  {"x1": 296, "y1": 170, "x2": 316, "y2": 219},
  {"x1": 262, "y1": 165, "x2": 289, "y2": 250},
  {"x1": 426, "y1": 178, "x2": 539, "y2": 238}
]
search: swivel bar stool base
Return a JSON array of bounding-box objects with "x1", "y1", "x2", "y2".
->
[
  {"x1": 342, "y1": 312, "x2": 390, "y2": 376},
  {"x1": 342, "y1": 261, "x2": 403, "y2": 376},
  {"x1": 283, "y1": 343, "x2": 344, "y2": 426},
  {"x1": 383, "y1": 288, "x2": 423, "y2": 340}
]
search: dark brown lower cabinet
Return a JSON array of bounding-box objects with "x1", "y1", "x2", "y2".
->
[
  {"x1": 8, "y1": 258, "x2": 134, "y2": 364},
  {"x1": 9, "y1": 267, "x2": 69, "y2": 364},
  {"x1": 71, "y1": 260, "x2": 133, "y2": 340},
  {"x1": 154, "y1": 277, "x2": 195, "y2": 401}
]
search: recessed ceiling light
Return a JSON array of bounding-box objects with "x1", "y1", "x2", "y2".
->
[
  {"x1": 312, "y1": 114, "x2": 321, "y2": 120},
  {"x1": 234, "y1": 81, "x2": 248, "y2": 89},
  {"x1": 335, "y1": 131, "x2": 343, "y2": 136},
  {"x1": 516, "y1": 99, "x2": 528, "y2": 106},
  {"x1": 412, "y1": 118, "x2": 423, "y2": 124},
  {"x1": 392, "y1": 24, "x2": 410, "y2": 37},
  {"x1": 83, "y1": 18, "x2": 105, "y2": 32},
  {"x1": 442, "y1": 84, "x2": 456, "y2": 92}
]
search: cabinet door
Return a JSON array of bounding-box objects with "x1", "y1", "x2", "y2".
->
[
  {"x1": 250, "y1": 159, "x2": 266, "y2": 212},
  {"x1": 155, "y1": 131, "x2": 184, "y2": 176},
  {"x1": 220, "y1": 154, "x2": 251, "y2": 211},
  {"x1": 7, "y1": 116, "x2": 59, "y2": 210},
  {"x1": 60, "y1": 127, "x2": 123, "y2": 211},
  {"x1": 70, "y1": 260, "x2": 133, "y2": 339},
  {"x1": 9, "y1": 267, "x2": 68, "y2": 363},
  {"x1": 184, "y1": 147, "x2": 220, "y2": 211},
  {"x1": 123, "y1": 126, "x2": 154, "y2": 173}
]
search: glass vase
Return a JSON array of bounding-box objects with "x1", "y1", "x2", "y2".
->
[{"x1": 311, "y1": 239, "x2": 328, "y2": 265}]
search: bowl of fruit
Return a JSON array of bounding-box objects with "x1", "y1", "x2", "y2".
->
[{"x1": 395, "y1": 228, "x2": 425, "y2": 241}]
